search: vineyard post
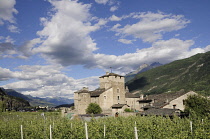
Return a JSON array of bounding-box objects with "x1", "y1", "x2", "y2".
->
[
  {"x1": 190, "y1": 121, "x2": 193, "y2": 133},
  {"x1": 85, "y1": 122, "x2": 88, "y2": 139},
  {"x1": 104, "y1": 124, "x2": 106, "y2": 138},
  {"x1": 134, "y1": 121, "x2": 138, "y2": 139},
  {"x1": 134, "y1": 126, "x2": 138, "y2": 139},
  {"x1": 21, "y1": 125, "x2": 23, "y2": 139},
  {"x1": 71, "y1": 123, "x2": 72, "y2": 129},
  {"x1": 50, "y1": 124, "x2": 52, "y2": 139}
]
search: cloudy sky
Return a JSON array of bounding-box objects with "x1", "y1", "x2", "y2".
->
[{"x1": 0, "y1": 0, "x2": 210, "y2": 99}]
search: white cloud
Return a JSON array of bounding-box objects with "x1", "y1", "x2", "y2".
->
[
  {"x1": 0, "y1": 38, "x2": 18, "y2": 59},
  {"x1": 33, "y1": 0, "x2": 104, "y2": 66},
  {"x1": 0, "y1": 0, "x2": 18, "y2": 25},
  {"x1": 110, "y1": 6, "x2": 118, "y2": 12},
  {"x1": 5, "y1": 36, "x2": 15, "y2": 43},
  {"x1": 94, "y1": 39, "x2": 210, "y2": 74},
  {"x1": 118, "y1": 38, "x2": 133, "y2": 44},
  {"x1": 7, "y1": 25, "x2": 20, "y2": 33},
  {"x1": 0, "y1": 67, "x2": 15, "y2": 81},
  {"x1": 109, "y1": 15, "x2": 121, "y2": 21},
  {"x1": 112, "y1": 12, "x2": 190, "y2": 43},
  {"x1": 95, "y1": 0, "x2": 109, "y2": 5},
  {"x1": 18, "y1": 38, "x2": 41, "y2": 58},
  {"x1": 2, "y1": 65, "x2": 99, "y2": 99},
  {"x1": 0, "y1": 37, "x2": 41, "y2": 59}
]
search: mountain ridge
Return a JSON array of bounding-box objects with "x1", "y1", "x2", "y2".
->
[
  {"x1": 126, "y1": 52, "x2": 210, "y2": 96},
  {"x1": 125, "y1": 62, "x2": 162, "y2": 82},
  {"x1": 4, "y1": 88, "x2": 73, "y2": 107}
]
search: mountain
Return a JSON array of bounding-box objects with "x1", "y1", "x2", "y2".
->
[
  {"x1": 55, "y1": 103, "x2": 74, "y2": 108},
  {"x1": 126, "y1": 51, "x2": 210, "y2": 96},
  {"x1": 6, "y1": 89, "x2": 32, "y2": 101},
  {"x1": 0, "y1": 88, "x2": 30, "y2": 111},
  {"x1": 4, "y1": 89, "x2": 73, "y2": 107},
  {"x1": 27, "y1": 96, "x2": 74, "y2": 107},
  {"x1": 125, "y1": 62, "x2": 162, "y2": 82}
]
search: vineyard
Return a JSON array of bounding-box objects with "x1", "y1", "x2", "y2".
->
[{"x1": 0, "y1": 112, "x2": 209, "y2": 139}]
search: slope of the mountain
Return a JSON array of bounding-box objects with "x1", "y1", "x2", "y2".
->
[
  {"x1": 40, "y1": 97, "x2": 74, "y2": 106},
  {"x1": 25, "y1": 95, "x2": 55, "y2": 107},
  {"x1": 6, "y1": 89, "x2": 32, "y2": 101},
  {"x1": 55, "y1": 103, "x2": 74, "y2": 108},
  {"x1": 0, "y1": 88, "x2": 30, "y2": 111},
  {"x1": 27, "y1": 96, "x2": 74, "y2": 107},
  {"x1": 126, "y1": 52, "x2": 210, "y2": 96},
  {"x1": 125, "y1": 62, "x2": 162, "y2": 82},
  {"x1": 4, "y1": 89, "x2": 73, "y2": 107}
]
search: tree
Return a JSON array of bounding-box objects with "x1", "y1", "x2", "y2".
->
[
  {"x1": 184, "y1": 94, "x2": 210, "y2": 118},
  {"x1": 86, "y1": 103, "x2": 102, "y2": 114}
]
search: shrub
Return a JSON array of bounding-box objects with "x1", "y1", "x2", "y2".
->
[{"x1": 86, "y1": 103, "x2": 102, "y2": 114}]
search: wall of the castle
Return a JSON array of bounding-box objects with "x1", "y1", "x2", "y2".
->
[
  {"x1": 98, "y1": 88, "x2": 113, "y2": 111},
  {"x1": 163, "y1": 91, "x2": 197, "y2": 111},
  {"x1": 75, "y1": 93, "x2": 91, "y2": 114},
  {"x1": 125, "y1": 98, "x2": 140, "y2": 111},
  {"x1": 91, "y1": 97, "x2": 99, "y2": 104},
  {"x1": 74, "y1": 92, "x2": 79, "y2": 112},
  {"x1": 99, "y1": 76, "x2": 124, "y2": 89}
]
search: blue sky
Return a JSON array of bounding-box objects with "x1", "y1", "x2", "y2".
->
[{"x1": 0, "y1": 0, "x2": 210, "y2": 99}]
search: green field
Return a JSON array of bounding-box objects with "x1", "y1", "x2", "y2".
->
[{"x1": 0, "y1": 112, "x2": 209, "y2": 139}]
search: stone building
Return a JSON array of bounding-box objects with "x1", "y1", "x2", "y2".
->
[
  {"x1": 138, "y1": 90, "x2": 197, "y2": 111},
  {"x1": 74, "y1": 72, "x2": 140, "y2": 115},
  {"x1": 74, "y1": 72, "x2": 197, "y2": 116}
]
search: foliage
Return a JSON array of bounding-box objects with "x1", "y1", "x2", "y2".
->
[
  {"x1": 0, "y1": 112, "x2": 210, "y2": 138},
  {"x1": 86, "y1": 103, "x2": 102, "y2": 114},
  {"x1": 124, "y1": 108, "x2": 133, "y2": 112},
  {"x1": 184, "y1": 95, "x2": 210, "y2": 118},
  {"x1": 0, "y1": 101, "x2": 6, "y2": 112},
  {"x1": 126, "y1": 51, "x2": 210, "y2": 96}
]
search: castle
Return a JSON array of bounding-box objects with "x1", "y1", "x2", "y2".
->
[
  {"x1": 74, "y1": 72, "x2": 196, "y2": 116},
  {"x1": 74, "y1": 72, "x2": 140, "y2": 115}
]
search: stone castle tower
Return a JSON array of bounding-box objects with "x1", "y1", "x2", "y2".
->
[
  {"x1": 74, "y1": 72, "x2": 127, "y2": 114},
  {"x1": 99, "y1": 72, "x2": 126, "y2": 105}
]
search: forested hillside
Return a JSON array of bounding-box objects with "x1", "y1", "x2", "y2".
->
[
  {"x1": 126, "y1": 51, "x2": 210, "y2": 96},
  {"x1": 0, "y1": 88, "x2": 30, "y2": 112}
]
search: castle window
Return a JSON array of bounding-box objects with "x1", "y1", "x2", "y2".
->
[
  {"x1": 117, "y1": 96, "x2": 120, "y2": 100},
  {"x1": 117, "y1": 89, "x2": 120, "y2": 93},
  {"x1": 173, "y1": 104, "x2": 176, "y2": 109},
  {"x1": 104, "y1": 96, "x2": 106, "y2": 99}
]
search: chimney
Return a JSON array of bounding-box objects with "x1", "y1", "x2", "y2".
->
[
  {"x1": 140, "y1": 94, "x2": 144, "y2": 100},
  {"x1": 82, "y1": 87, "x2": 88, "y2": 91},
  {"x1": 125, "y1": 86, "x2": 129, "y2": 93}
]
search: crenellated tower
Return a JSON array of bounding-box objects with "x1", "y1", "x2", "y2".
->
[{"x1": 99, "y1": 72, "x2": 126, "y2": 104}]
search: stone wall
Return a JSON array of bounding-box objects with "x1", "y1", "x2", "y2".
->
[
  {"x1": 125, "y1": 98, "x2": 140, "y2": 111},
  {"x1": 76, "y1": 92, "x2": 91, "y2": 114},
  {"x1": 98, "y1": 88, "x2": 113, "y2": 111},
  {"x1": 163, "y1": 91, "x2": 197, "y2": 111}
]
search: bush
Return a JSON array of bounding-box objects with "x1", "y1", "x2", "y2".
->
[
  {"x1": 124, "y1": 108, "x2": 133, "y2": 112},
  {"x1": 86, "y1": 103, "x2": 102, "y2": 114}
]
